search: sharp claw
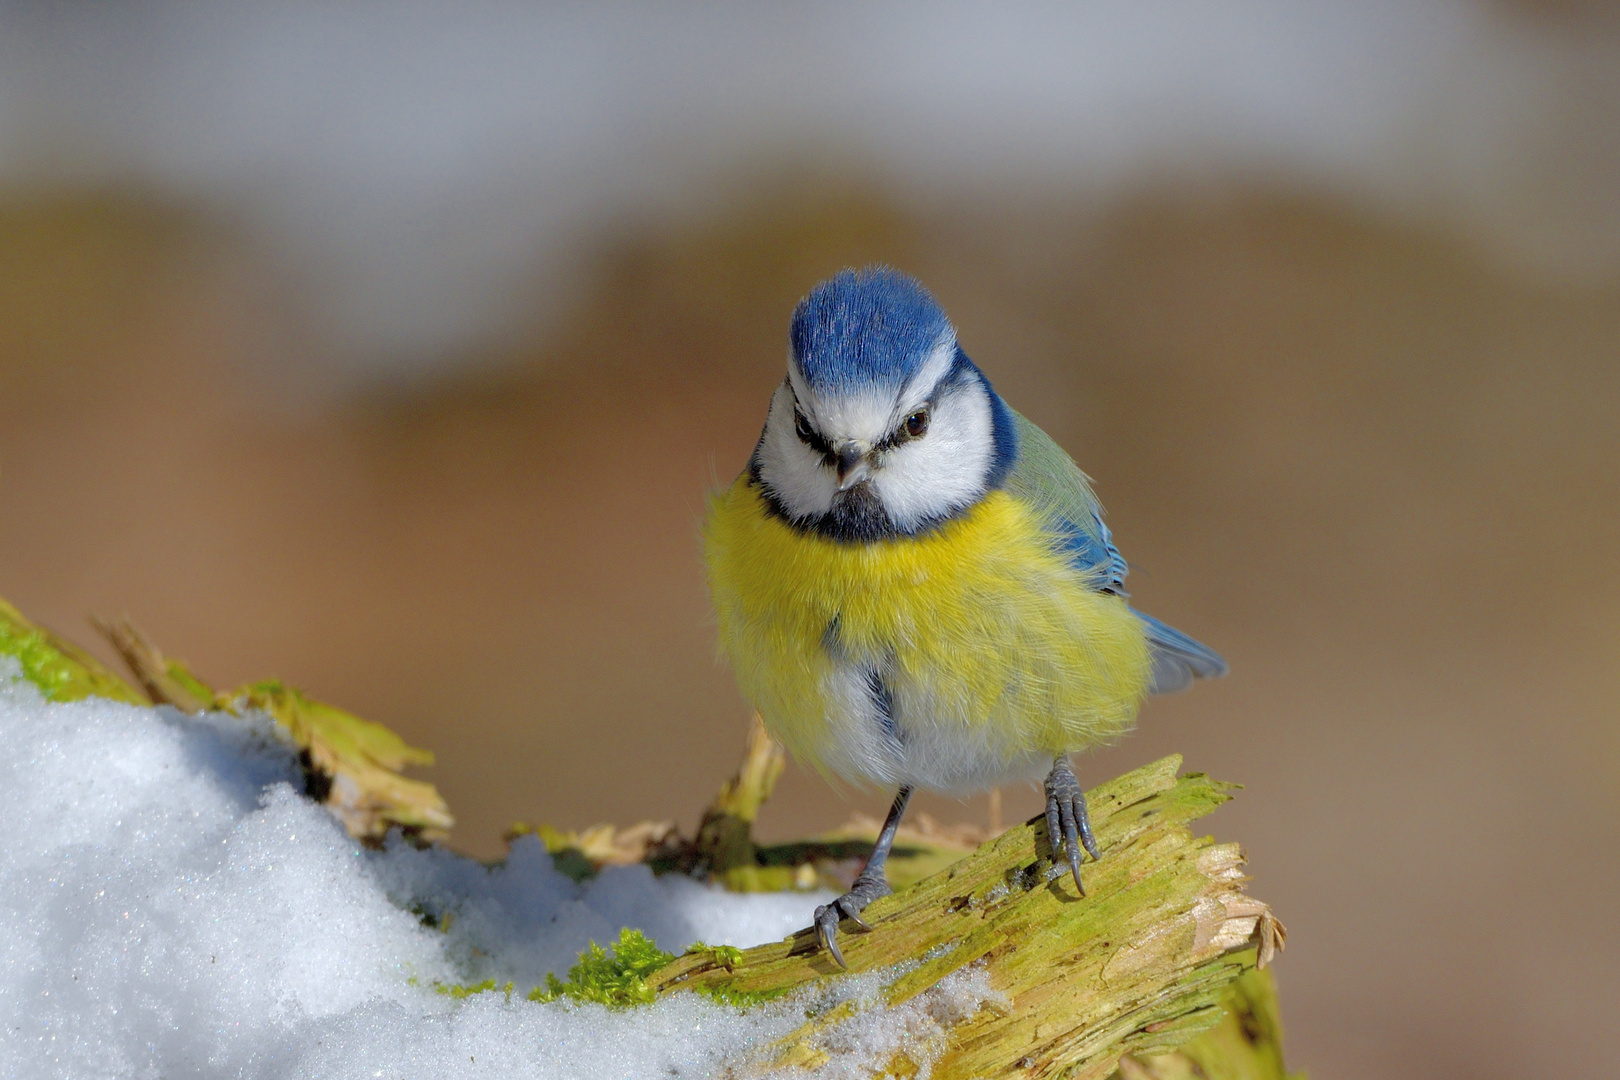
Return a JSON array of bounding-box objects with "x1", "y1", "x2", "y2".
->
[
  {"x1": 1067, "y1": 839, "x2": 1086, "y2": 897},
  {"x1": 1060, "y1": 799, "x2": 1084, "y2": 896},
  {"x1": 1044, "y1": 802, "x2": 1063, "y2": 864},
  {"x1": 814, "y1": 888, "x2": 880, "y2": 966}
]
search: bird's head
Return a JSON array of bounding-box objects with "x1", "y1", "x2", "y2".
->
[{"x1": 750, "y1": 267, "x2": 1016, "y2": 539}]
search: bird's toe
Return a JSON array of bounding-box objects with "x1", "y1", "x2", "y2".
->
[
  {"x1": 811, "y1": 871, "x2": 893, "y2": 967},
  {"x1": 1044, "y1": 757, "x2": 1102, "y2": 896}
]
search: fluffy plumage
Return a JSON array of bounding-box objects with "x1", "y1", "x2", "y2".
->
[
  {"x1": 706, "y1": 482, "x2": 1151, "y2": 790},
  {"x1": 706, "y1": 266, "x2": 1225, "y2": 793}
]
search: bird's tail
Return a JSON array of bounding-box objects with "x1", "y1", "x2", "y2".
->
[{"x1": 1136, "y1": 612, "x2": 1229, "y2": 694}]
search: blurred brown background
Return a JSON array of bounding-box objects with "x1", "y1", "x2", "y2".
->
[{"x1": 2, "y1": 5, "x2": 1618, "y2": 1078}]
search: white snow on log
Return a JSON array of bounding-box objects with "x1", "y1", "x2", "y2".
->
[{"x1": 0, "y1": 660, "x2": 995, "y2": 1078}]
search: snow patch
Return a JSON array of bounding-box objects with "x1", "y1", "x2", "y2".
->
[{"x1": 0, "y1": 659, "x2": 998, "y2": 1078}]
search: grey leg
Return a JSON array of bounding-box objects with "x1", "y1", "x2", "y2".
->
[
  {"x1": 1044, "y1": 757, "x2": 1100, "y2": 896},
  {"x1": 813, "y1": 786, "x2": 912, "y2": 968}
]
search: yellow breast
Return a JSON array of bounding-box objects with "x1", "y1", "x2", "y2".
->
[{"x1": 703, "y1": 478, "x2": 1151, "y2": 789}]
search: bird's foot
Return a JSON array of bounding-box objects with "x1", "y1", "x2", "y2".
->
[
  {"x1": 1044, "y1": 757, "x2": 1101, "y2": 896},
  {"x1": 813, "y1": 870, "x2": 891, "y2": 969}
]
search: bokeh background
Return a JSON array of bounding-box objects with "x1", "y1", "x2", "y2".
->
[{"x1": 3, "y1": 3, "x2": 1617, "y2": 1076}]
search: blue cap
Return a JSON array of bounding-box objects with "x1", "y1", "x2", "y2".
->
[{"x1": 790, "y1": 267, "x2": 951, "y2": 394}]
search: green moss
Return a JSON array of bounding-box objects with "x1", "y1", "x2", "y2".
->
[
  {"x1": 0, "y1": 599, "x2": 144, "y2": 704},
  {"x1": 640, "y1": 757, "x2": 1287, "y2": 1080},
  {"x1": 692, "y1": 981, "x2": 795, "y2": 1008},
  {"x1": 666, "y1": 944, "x2": 789, "y2": 1008},
  {"x1": 436, "y1": 935, "x2": 785, "y2": 1012},
  {"x1": 435, "y1": 979, "x2": 513, "y2": 1001},
  {"x1": 684, "y1": 941, "x2": 744, "y2": 970},
  {"x1": 528, "y1": 929, "x2": 676, "y2": 1008}
]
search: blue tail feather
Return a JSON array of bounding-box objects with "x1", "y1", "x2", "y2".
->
[{"x1": 1136, "y1": 612, "x2": 1228, "y2": 695}]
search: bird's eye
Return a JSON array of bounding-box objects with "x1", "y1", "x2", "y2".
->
[
  {"x1": 904, "y1": 410, "x2": 930, "y2": 438},
  {"x1": 794, "y1": 411, "x2": 815, "y2": 442}
]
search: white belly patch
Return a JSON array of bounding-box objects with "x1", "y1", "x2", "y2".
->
[{"x1": 814, "y1": 654, "x2": 1052, "y2": 793}]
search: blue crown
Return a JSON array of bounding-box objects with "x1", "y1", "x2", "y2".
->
[{"x1": 790, "y1": 268, "x2": 951, "y2": 393}]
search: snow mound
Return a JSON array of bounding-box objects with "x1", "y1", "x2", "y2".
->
[{"x1": 0, "y1": 660, "x2": 997, "y2": 1078}]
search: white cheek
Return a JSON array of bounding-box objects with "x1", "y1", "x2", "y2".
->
[
  {"x1": 871, "y1": 386, "x2": 994, "y2": 530},
  {"x1": 754, "y1": 384, "x2": 837, "y2": 520}
]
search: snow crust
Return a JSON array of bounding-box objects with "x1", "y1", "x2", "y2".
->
[{"x1": 0, "y1": 660, "x2": 997, "y2": 1078}]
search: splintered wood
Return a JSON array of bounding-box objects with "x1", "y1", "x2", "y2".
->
[{"x1": 650, "y1": 756, "x2": 1284, "y2": 1080}]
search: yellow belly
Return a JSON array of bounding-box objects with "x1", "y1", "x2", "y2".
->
[{"x1": 703, "y1": 478, "x2": 1151, "y2": 791}]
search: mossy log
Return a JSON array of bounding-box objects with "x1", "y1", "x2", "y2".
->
[
  {"x1": 92, "y1": 615, "x2": 454, "y2": 842},
  {"x1": 2, "y1": 595, "x2": 1294, "y2": 1076},
  {"x1": 650, "y1": 756, "x2": 1284, "y2": 1079},
  {"x1": 1115, "y1": 966, "x2": 1298, "y2": 1080},
  {"x1": 695, "y1": 712, "x2": 788, "y2": 875},
  {"x1": 0, "y1": 599, "x2": 146, "y2": 704},
  {"x1": 0, "y1": 604, "x2": 451, "y2": 842}
]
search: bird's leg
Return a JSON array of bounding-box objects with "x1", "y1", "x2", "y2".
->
[
  {"x1": 1044, "y1": 756, "x2": 1101, "y2": 896},
  {"x1": 813, "y1": 785, "x2": 912, "y2": 968}
]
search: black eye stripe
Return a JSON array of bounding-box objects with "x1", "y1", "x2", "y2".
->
[
  {"x1": 791, "y1": 404, "x2": 834, "y2": 458},
  {"x1": 786, "y1": 393, "x2": 932, "y2": 458}
]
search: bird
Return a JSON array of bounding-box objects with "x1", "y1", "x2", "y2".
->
[{"x1": 703, "y1": 267, "x2": 1226, "y2": 967}]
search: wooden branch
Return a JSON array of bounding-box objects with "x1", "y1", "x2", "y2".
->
[
  {"x1": 0, "y1": 599, "x2": 144, "y2": 704},
  {"x1": 650, "y1": 756, "x2": 1284, "y2": 1080},
  {"x1": 90, "y1": 613, "x2": 453, "y2": 843},
  {"x1": 1115, "y1": 968, "x2": 1299, "y2": 1080},
  {"x1": 3, "y1": 594, "x2": 1295, "y2": 1076},
  {"x1": 695, "y1": 713, "x2": 787, "y2": 875},
  {"x1": 90, "y1": 613, "x2": 215, "y2": 712}
]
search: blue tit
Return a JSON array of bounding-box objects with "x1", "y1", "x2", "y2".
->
[{"x1": 704, "y1": 267, "x2": 1226, "y2": 966}]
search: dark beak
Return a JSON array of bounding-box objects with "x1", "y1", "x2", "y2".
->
[{"x1": 834, "y1": 442, "x2": 872, "y2": 491}]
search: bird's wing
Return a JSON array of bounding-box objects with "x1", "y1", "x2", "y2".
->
[
  {"x1": 1003, "y1": 409, "x2": 1228, "y2": 693},
  {"x1": 1002, "y1": 410, "x2": 1129, "y2": 593}
]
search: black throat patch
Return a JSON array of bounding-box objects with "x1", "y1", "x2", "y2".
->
[
  {"x1": 747, "y1": 462, "x2": 903, "y2": 542},
  {"x1": 816, "y1": 483, "x2": 897, "y2": 542}
]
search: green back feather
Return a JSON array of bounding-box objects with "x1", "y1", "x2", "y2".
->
[{"x1": 1004, "y1": 411, "x2": 1103, "y2": 537}]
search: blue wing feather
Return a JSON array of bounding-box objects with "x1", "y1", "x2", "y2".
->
[
  {"x1": 1048, "y1": 508, "x2": 1130, "y2": 595},
  {"x1": 1001, "y1": 407, "x2": 1227, "y2": 694}
]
